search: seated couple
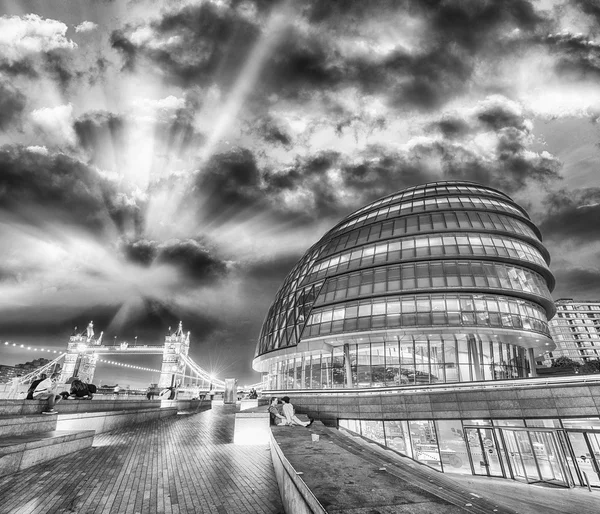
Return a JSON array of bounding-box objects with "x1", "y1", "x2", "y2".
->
[{"x1": 269, "y1": 396, "x2": 313, "y2": 427}]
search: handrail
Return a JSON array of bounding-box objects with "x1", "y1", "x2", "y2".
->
[{"x1": 263, "y1": 373, "x2": 600, "y2": 397}]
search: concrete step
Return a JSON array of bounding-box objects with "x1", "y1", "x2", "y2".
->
[
  {"x1": 0, "y1": 414, "x2": 58, "y2": 437},
  {"x1": 0, "y1": 429, "x2": 95, "y2": 477}
]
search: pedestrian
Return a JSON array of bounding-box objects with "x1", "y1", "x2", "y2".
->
[
  {"x1": 281, "y1": 396, "x2": 313, "y2": 427},
  {"x1": 114, "y1": 384, "x2": 120, "y2": 397},
  {"x1": 268, "y1": 397, "x2": 288, "y2": 425},
  {"x1": 26, "y1": 373, "x2": 62, "y2": 414}
]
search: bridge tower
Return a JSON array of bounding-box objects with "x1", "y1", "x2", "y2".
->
[
  {"x1": 158, "y1": 322, "x2": 190, "y2": 388},
  {"x1": 59, "y1": 321, "x2": 103, "y2": 384}
]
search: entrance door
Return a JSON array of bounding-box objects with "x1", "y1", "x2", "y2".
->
[
  {"x1": 567, "y1": 432, "x2": 600, "y2": 487},
  {"x1": 464, "y1": 427, "x2": 504, "y2": 477},
  {"x1": 502, "y1": 429, "x2": 570, "y2": 487}
]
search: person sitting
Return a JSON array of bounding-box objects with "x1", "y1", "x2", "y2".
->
[
  {"x1": 268, "y1": 397, "x2": 288, "y2": 425},
  {"x1": 281, "y1": 396, "x2": 313, "y2": 427},
  {"x1": 26, "y1": 373, "x2": 62, "y2": 414},
  {"x1": 63, "y1": 379, "x2": 93, "y2": 400}
]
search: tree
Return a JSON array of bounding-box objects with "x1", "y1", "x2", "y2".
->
[
  {"x1": 551, "y1": 356, "x2": 580, "y2": 369},
  {"x1": 580, "y1": 360, "x2": 600, "y2": 374}
]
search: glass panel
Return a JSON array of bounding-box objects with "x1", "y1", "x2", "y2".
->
[
  {"x1": 567, "y1": 432, "x2": 600, "y2": 487},
  {"x1": 435, "y1": 420, "x2": 470, "y2": 474},
  {"x1": 428, "y1": 336, "x2": 444, "y2": 383},
  {"x1": 310, "y1": 354, "x2": 322, "y2": 389},
  {"x1": 371, "y1": 343, "x2": 386, "y2": 387},
  {"x1": 443, "y1": 336, "x2": 459, "y2": 383},
  {"x1": 356, "y1": 344, "x2": 371, "y2": 387},
  {"x1": 361, "y1": 420, "x2": 386, "y2": 446},
  {"x1": 384, "y1": 420, "x2": 411, "y2": 455},
  {"x1": 414, "y1": 339, "x2": 430, "y2": 383},
  {"x1": 530, "y1": 430, "x2": 568, "y2": 485},
  {"x1": 385, "y1": 339, "x2": 400, "y2": 386},
  {"x1": 332, "y1": 348, "x2": 345, "y2": 388},
  {"x1": 409, "y1": 420, "x2": 442, "y2": 471},
  {"x1": 397, "y1": 337, "x2": 413, "y2": 384}
]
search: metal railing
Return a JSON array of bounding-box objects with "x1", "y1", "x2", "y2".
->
[{"x1": 263, "y1": 373, "x2": 600, "y2": 397}]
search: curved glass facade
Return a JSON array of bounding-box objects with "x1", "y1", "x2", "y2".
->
[{"x1": 254, "y1": 181, "x2": 556, "y2": 389}]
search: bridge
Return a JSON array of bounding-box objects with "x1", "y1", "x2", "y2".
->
[{"x1": 1, "y1": 321, "x2": 265, "y2": 398}]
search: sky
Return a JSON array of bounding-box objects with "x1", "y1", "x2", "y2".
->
[{"x1": 0, "y1": 0, "x2": 600, "y2": 387}]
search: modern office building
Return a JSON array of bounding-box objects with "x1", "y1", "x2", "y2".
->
[
  {"x1": 546, "y1": 299, "x2": 600, "y2": 365},
  {"x1": 254, "y1": 181, "x2": 600, "y2": 490},
  {"x1": 254, "y1": 181, "x2": 556, "y2": 389}
]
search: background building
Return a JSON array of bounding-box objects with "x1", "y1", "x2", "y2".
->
[
  {"x1": 0, "y1": 358, "x2": 61, "y2": 384},
  {"x1": 546, "y1": 299, "x2": 600, "y2": 365}
]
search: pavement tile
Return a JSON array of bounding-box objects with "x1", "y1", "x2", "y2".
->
[{"x1": 0, "y1": 405, "x2": 283, "y2": 514}]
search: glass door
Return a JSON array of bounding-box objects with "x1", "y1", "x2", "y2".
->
[
  {"x1": 502, "y1": 428, "x2": 571, "y2": 487},
  {"x1": 567, "y1": 432, "x2": 600, "y2": 487},
  {"x1": 502, "y1": 429, "x2": 529, "y2": 481},
  {"x1": 528, "y1": 430, "x2": 569, "y2": 486},
  {"x1": 464, "y1": 427, "x2": 504, "y2": 477}
]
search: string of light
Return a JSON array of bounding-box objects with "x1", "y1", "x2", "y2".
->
[
  {"x1": 3, "y1": 341, "x2": 60, "y2": 354},
  {"x1": 96, "y1": 358, "x2": 161, "y2": 373}
]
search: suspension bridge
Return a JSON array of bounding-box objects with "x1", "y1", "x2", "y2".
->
[{"x1": 1, "y1": 321, "x2": 265, "y2": 398}]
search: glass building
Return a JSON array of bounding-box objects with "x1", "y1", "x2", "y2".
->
[{"x1": 253, "y1": 181, "x2": 556, "y2": 389}]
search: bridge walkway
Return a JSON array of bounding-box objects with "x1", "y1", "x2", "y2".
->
[{"x1": 0, "y1": 404, "x2": 283, "y2": 514}]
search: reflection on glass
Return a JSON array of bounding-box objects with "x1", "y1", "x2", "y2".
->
[
  {"x1": 359, "y1": 420, "x2": 386, "y2": 445},
  {"x1": 409, "y1": 420, "x2": 442, "y2": 471},
  {"x1": 435, "y1": 420, "x2": 470, "y2": 474}
]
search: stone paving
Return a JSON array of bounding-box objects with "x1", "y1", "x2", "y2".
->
[{"x1": 0, "y1": 405, "x2": 283, "y2": 514}]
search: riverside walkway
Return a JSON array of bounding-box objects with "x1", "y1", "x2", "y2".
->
[{"x1": 0, "y1": 405, "x2": 283, "y2": 514}]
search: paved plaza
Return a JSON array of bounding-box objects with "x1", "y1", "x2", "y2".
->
[{"x1": 0, "y1": 405, "x2": 283, "y2": 514}]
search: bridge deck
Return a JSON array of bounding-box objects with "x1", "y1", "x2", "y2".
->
[{"x1": 0, "y1": 405, "x2": 283, "y2": 514}]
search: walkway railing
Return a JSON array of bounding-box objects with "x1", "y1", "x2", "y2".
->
[{"x1": 264, "y1": 373, "x2": 600, "y2": 397}]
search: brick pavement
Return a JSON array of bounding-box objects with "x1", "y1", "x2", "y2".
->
[{"x1": 0, "y1": 405, "x2": 284, "y2": 514}]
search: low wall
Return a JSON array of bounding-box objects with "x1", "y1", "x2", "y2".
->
[
  {"x1": 269, "y1": 430, "x2": 326, "y2": 514},
  {"x1": 0, "y1": 398, "x2": 208, "y2": 416},
  {"x1": 267, "y1": 379, "x2": 600, "y2": 425}
]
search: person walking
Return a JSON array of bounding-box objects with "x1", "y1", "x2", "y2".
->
[{"x1": 281, "y1": 396, "x2": 313, "y2": 427}]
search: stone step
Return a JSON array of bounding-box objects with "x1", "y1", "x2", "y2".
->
[
  {"x1": 0, "y1": 429, "x2": 95, "y2": 477},
  {"x1": 0, "y1": 414, "x2": 58, "y2": 437}
]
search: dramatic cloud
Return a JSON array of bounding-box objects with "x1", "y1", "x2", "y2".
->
[
  {"x1": 538, "y1": 187, "x2": 600, "y2": 243},
  {"x1": 0, "y1": 80, "x2": 26, "y2": 131},
  {"x1": 31, "y1": 103, "x2": 77, "y2": 146},
  {"x1": 1, "y1": 1, "x2": 600, "y2": 384},
  {"x1": 0, "y1": 14, "x2": 76, "y2": 62}
]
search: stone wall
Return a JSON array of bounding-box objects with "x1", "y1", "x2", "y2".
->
[{"x1": 275, "y1": 382, "x2": 600, "y2": 425}]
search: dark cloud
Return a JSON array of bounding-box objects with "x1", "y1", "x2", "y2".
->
[
  {"x1": 108, "y1": 0, "x2": 547, "y2": 111},
  {"x1": 74, "y1": 110, "x2": 126, "y2": 168},
  {"x1": 121, "y1": 239, "x2": 157, "y2": 266},
  {"x1": 572, "y1": 0, "x2": 600, "y2": 26},
  {"x1": 538, "y1": 188, "x2": 600, "y2": 242},
  {"x1": 120, "y1": 238, "x2": 227, "y2": 285},
  {"x1": 545, "y1": 32, "x2": 600, "y2": 80},
  {"x1": 249, "y1": 116, "x2": 292, "y2": 147},
  {"x1": 0, "y1": 145, "x2": 140, "y2": 235},
  {"x1": 0, "y1": 81, "x2": 26, "y2": 131},
  {"x1": 193, "y1": 147, "x2": 264, "y2": 220},
  {"x1": 552, "y1": 266, "x2": 600, "y2": 300},
  {"x1": 111, "y1": 2, "x2": 260, "y2": 88},
  {"x1": 156, "y1": 239, "x2": 227, "y2": 284},
  {"x1": 426, "y1": 116, "x2": 471, "y2": 139}
]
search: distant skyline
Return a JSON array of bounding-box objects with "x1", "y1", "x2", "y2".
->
[{"x1": 1, "y1": 0, "x2": 600, "y2": 385}]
